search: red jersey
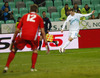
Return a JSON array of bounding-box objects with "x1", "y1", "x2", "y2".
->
[{"x1": 17, "y1": 12, "x2": 44, "y2": 40}]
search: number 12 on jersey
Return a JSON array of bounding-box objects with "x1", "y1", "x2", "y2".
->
[{"x1": 27, "y1": 14, "x2": 36, "y2": 22}]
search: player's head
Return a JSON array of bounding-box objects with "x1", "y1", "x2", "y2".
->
[
  {"x1": 30, "y1": 4, "x2": 38, "y2": 13},
  {"x1": 17, "y1": 17, "x2": 21, "y2": 22},
  {"x1": 69, "y1": 9, "x2": 75, "y2": 16},
  {"x1": 84, "y1": 4, "x2": 89, "y2": 9},
  {"x1": 42, "y1": 11, "x2": 46, "y2": 17},
  {"x1": 65, "y1": 3, "x2": 68, "y2": 9}
]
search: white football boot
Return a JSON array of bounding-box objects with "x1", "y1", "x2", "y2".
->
[
  {"x1": 59, "y1": 48, "x2": 65, "y2": 53},
  {"x1": 3, "y1": 67, "x2": 8, "y2": 73},
  {"x1": 31, "y1": 68, "x2": 37, "y2": 72}
]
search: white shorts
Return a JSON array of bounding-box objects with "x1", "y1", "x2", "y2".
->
[{"x1": 69, "y1": 30, "x2": 79, "y2": 39}]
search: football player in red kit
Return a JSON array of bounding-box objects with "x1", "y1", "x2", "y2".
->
[{"x1": 3, "y1": 4, "x2": 49, "y2": 73}]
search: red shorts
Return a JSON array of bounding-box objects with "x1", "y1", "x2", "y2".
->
[{"x1": 14, "y1": 36, "x2": 38, "y2": 50}]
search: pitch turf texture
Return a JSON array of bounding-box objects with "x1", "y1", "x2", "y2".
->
[{"x1": 0, "y1": 48, "x2": 100, "y2": 78}]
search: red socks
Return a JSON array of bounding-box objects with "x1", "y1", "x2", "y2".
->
[
  {"x1": 31, "y1": 53, "x2": 38, "y2": 69},
  {"x1": 5, "y1": 51, "x2": 37, "y2": 69},
  {"x1": 6, "y1": 51, "x2": 16, "y2": 67}
]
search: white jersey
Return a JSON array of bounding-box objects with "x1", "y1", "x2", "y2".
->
[{"x1": 62, "y1": 13, "x2": 92, "y2": 31}]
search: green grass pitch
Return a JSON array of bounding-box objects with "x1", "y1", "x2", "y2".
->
[{"x1": 0, "y1": 48, "x2": 100, "y2": 78}]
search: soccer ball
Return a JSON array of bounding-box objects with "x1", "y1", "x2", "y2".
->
[{"x1": 59, "y1": 48, "x2": 65, "y2": 53}]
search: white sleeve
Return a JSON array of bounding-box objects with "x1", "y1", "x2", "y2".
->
[
  {"x1": 62, "y1": 17, "x2": 70, "y2": 30},
  {"x1": 79, "y1": 13, "x2": 92, "y2": 17}
]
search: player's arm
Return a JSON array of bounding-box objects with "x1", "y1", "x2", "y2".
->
[
  {"x1": 79, "y1": 10, "x2": 95, "y2": 17},
  {"x1": 12, "y1": 28, "x2": 20, "y2": 42},
  {"x1": 61, "y1": 17, "x2": 69, "y2": 33},
  {"x1": 48, "y1": 18, "x2": 52, "y2": 32},
  {"x1": 10, "y1": 18, "x2": 23, "y2": 51},
  {"x1": 10, "y1": 28, "x2": 20, "y2": 51}
]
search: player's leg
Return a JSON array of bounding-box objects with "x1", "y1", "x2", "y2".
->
[
  {"x1": 31, "y1": 49, "x2": 38, "y2": 71},
  {"x1": 38, "y1": 34, "x2": 42, "y2": 50},
  {"x1": 62, "y1": 37, "x2": 73, "y2": 49},
  {"x1": 59, "y1": 37, "x2": 73, "y2": 52},
  {"x1": 29, "y1": 40, "x2": 38, "y2": 71},
  {"x1": 3, "y1": 47, "x2": 18, "y2": 73},
  {"x1": 63, "y1": 31, "x2": 79, "y2": 49},
  {"x1": 60, "y1": 31, "x2": 78, "y2": 52},
  {"x1": 3, "y1": 36, "x2": 26, "y2": 73}
]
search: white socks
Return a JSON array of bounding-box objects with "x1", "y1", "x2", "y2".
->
[{"x1": 63, "y1": 40, "x2": 71, "y2": 49}]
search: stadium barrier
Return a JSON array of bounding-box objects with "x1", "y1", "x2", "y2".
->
[
  {"x1": 0, "y1": 29, "x2": 100, "y2": 53},
  {"x1": 1, "y1": 19, "x2": 100, "y2": 34},
  {"x1": 0, "y1": 31, "x2": 78, "y2": 53},
  {"x1": 79, "y1": 29, "x2": 100, "y2": 48},
  {"x1": 1, "y1": 24, "x2": 15, "y2": 34},
  {"x1": 51, "y1": 19, "x2": 100, "y2": 30}
]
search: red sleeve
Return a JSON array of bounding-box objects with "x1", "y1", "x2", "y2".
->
[
  {"x1": 17, "y1": 17, "x2": 23, "y2": 29},
  {"x1": 39, "y1": 17, "x2": 44, "y2": 28}
]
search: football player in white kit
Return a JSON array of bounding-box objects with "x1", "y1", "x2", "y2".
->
[{"x1": 59, "y1": 9, "x2": 95, "y2": 52}]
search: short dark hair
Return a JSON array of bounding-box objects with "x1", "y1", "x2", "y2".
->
[
  {"x1": 5, "y1": 1, "x2": 8, "y2": 4},
  {"x1": 18, "y1": 17, "x2": 21, "y2": 20},
  {"x1": 30, "y1": 4, "x2": 38, "y2": 12},
  {"x1": 74, "y1": 3, "x2": 77, "y2": 5},
  {"x1": 65, "y1": 3, "x2": 68, "y2": 6},
  {"x1": 69, "y1": 8, "x2": 74, "y2": 11},
  {"x1": 42, "y1": 11, "x2": 46, "y2": 14},
  {"x1": 85, "y1": 4, "x2": 88, "y2": 6},
  {"x1": 17, "y1": 17, "x2": 21, "y2": 21}
]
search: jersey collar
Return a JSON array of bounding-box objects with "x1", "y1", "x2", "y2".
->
[{"x1": 31, "y1": 12, "x2": 36, "y2": 13}]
